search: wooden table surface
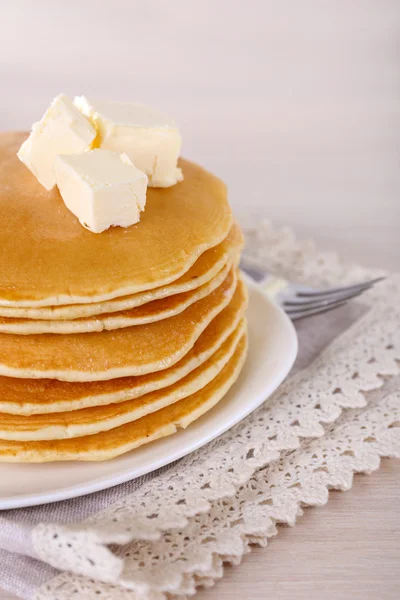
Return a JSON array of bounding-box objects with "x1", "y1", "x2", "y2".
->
[{"x1": 1, "y1": 1, "x2": 399, "y2": 598}]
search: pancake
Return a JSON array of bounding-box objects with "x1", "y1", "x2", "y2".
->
[
  {"x1": 0, "y1": 223, "x2": 243, "y2": 320},
  {"x1": 0, "y1": 260, "x2": 232, "y2": 334},
  {"x1": 0, "y1": 333, "x2": 247, "y2": 461},
  {"x1": 0, "y1": 320, "x2": 246, "y2": 441},
  {"x1": 0, "y1": 289, "x2": 247, "y2": 415},
  {"x1": 0, "y1": 269, "x2": 240, "y2": 381},
  {"x1": 0, "y1": 132, "x2": 232, "y2": 307}
]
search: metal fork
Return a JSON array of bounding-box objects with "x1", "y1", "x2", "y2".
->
[{"x1": 240, "y1": 260, "x2": 384, "y2": 320}]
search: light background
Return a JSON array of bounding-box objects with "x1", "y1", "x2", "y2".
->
[{"x1": 1, "y1": 0, "x2": 399, "y2": 268}]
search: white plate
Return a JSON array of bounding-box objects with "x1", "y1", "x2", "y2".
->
[{"x1": 0, "y1": 278, "x2": 297, "y2": 509}]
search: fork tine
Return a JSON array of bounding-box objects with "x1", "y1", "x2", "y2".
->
[
  {"x1": 286, "y1": 298, "x2": 349, "y2": 320},
  {"x1": 283, "y1": 283, "x2": 373, "y2": 309},
  {"x1": 295, "y1": 276, "x2": 385, "y2": 299},
  {"x1": 287, "y1": 286, "x2": 366, "y2": 315}
]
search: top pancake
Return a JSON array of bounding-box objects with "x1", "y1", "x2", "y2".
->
[
  {"x1": 0, "y1": 132, "x2": 232, "y2": 307},
  {"x1": 0, "y1": 223, "x2": 243, "y2": 320}
]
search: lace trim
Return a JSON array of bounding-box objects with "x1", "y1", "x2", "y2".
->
[
  {"x1": 35, "y1": 390, "x2": 400, "y2": 599},
  {"x1": 118, "y1": 390, "x2": 400, "y2": 596}
]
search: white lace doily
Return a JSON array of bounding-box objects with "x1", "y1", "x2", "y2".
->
[{"x1": 14, "y1": 223, "x2": 400, "y2": 600}]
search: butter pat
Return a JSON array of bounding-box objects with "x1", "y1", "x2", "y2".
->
[
  {"x1": 17, "y1": 94, "x2": 96, "y2": 190},
  {"x1": 74, "y1": 97, "x2": 183, "y2": 187},
  {"x1": 54, "y1": 149, "x2": 148, "y2": 234}
]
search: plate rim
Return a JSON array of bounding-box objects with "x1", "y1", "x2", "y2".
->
[{"x1": 0, "y1": 279, "x2": 297, "y2": 509}]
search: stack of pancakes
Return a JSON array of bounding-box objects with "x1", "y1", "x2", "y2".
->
[{"x1": 0, "y1": 133, "x2": 248, "y2": 462}]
